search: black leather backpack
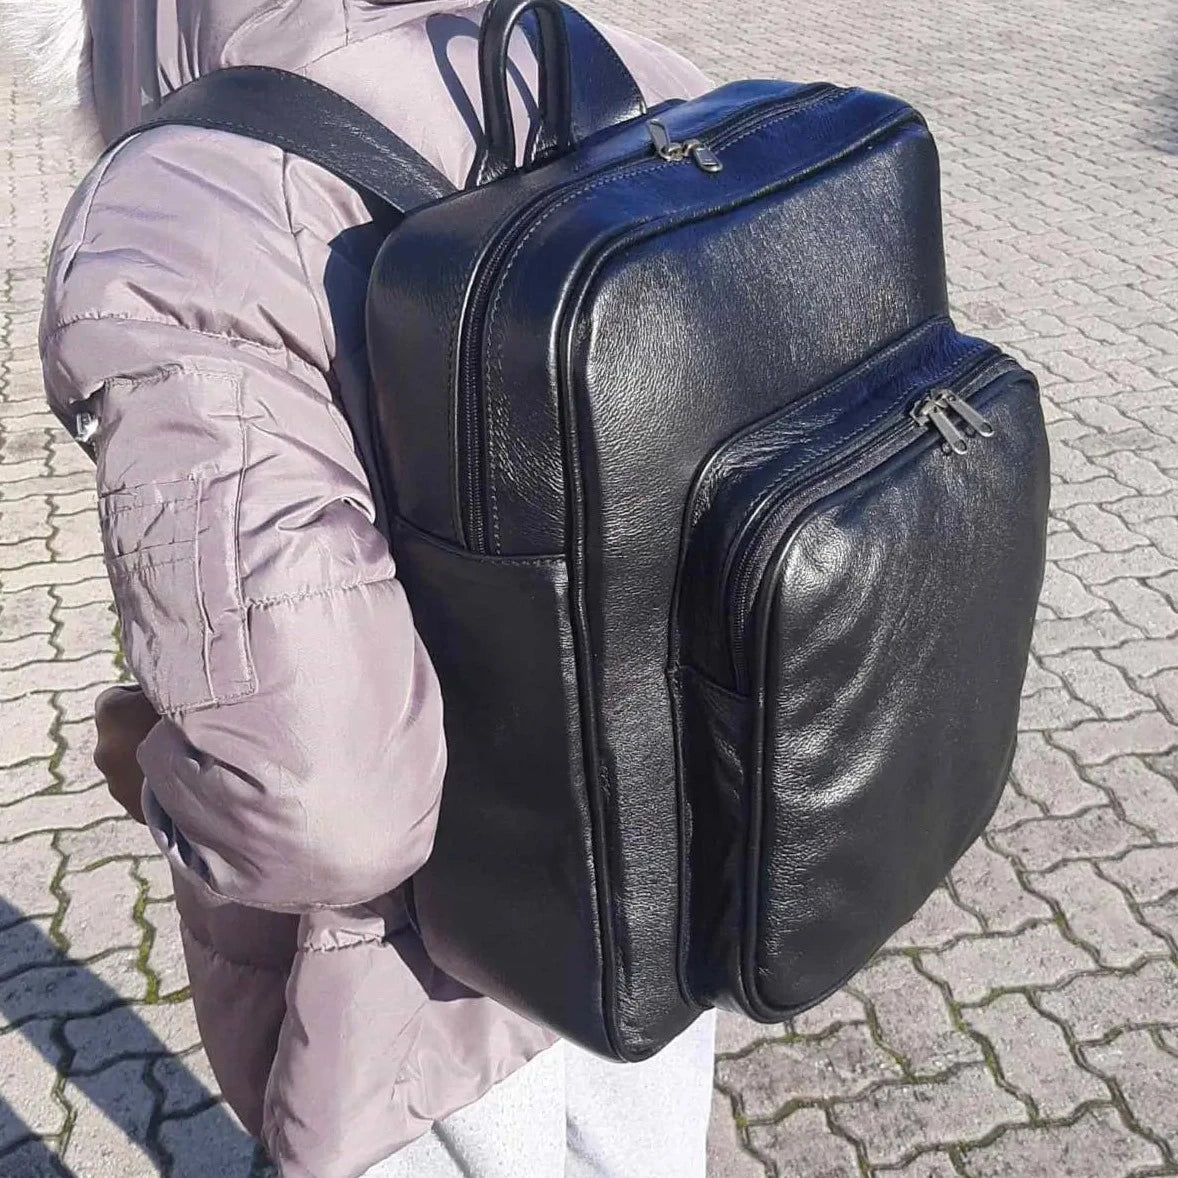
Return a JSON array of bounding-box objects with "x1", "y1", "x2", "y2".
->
[{"x1": 131, "y1": 0, "x2": 1049, "y2": 1060}]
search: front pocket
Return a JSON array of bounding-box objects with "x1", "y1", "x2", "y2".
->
[
  {"x1": 674, "y1": 320, "x2": 1050, "y2": 1019},
  {"x1": 97, "y1": 370, "x2": 256, "y2": 715}
]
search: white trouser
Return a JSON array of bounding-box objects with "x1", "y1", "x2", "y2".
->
[{"x1": 363, "y1": 1010, "x2": 716, "y2": 1178}]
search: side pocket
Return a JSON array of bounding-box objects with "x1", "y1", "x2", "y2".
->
[{"x1": 96, "y1": 369, "x2": 256, "y2": 715}]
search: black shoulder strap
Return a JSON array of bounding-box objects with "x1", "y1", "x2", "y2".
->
[{"x1": 118, "y1": 65, "x2": 458, "y2": 215}]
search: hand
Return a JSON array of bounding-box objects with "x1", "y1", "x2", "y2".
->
[{"x1": 93, "y1": 685, "x2": 160, "y2": 826}]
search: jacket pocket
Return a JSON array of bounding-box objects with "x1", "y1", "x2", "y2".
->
[{"x1": 97, "y1": 369, "x2": 256, "y2": 715}]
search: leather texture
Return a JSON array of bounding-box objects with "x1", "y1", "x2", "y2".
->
[
  {"x1": 123, "y1": 0, "x2": 1048, "y2": 1060},
  {"x1": 124, "y1": 66, "x2": 458, "y2": 213},
  {"x1": 367, "y1": 6, "x2": 1047, "y2": 1054}
]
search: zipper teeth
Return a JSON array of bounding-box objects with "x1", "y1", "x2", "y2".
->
[
  {"x1": 725, "y1": 355, "x2": 1019, "y2": 684},
  {"x1": 456, "y1": 84, "x2": 839, "y2": 552},
  {"x1": 718, "y1": 347, "x2": 998, "y2": 641}
]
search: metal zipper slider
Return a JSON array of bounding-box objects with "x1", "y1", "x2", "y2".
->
[
  {"x1": 940, "y1": 390, "x2": 995, "y2": 437},
  {"x1": 646, "y1": 121, "x2": 724, "y2": 173},
  {"x1": 912, "y1": 392, "x2": 968, "y2": 454},
  {"x1": 683, "y1": 140, "x2": 724, "y2": 173}
]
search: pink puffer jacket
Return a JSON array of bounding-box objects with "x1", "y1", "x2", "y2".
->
[{"x1": 16, "y1": 2, "x2": 710, "y2": 1175}]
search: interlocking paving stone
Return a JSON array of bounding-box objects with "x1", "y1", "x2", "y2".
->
[
  {"x1": 0, "y1": 834, "x2": 59, "y2": 923},
  {"x1": 5, "y1": 0, "x2": 1178, "y2": 1171},
  {"x1": 63, "y1": 1003, "x2": 200, "y2": 1074},
  {"x1": 919, "y1": 924, "x2": 1094, "y2": 1005},
  {"x1": 0, "y1": 1025, "x2": 66, "y2": 1149},
  {"x1": 961, "y1": 1106, "x2": 1164, "y2": 1178},
  {"x1": 0, "y1": 919, "x2": 62, "y2": 979},
  {"x1": 989, "y1": 806, "x2": 1152, "y2": 872},
  {"x1": 156, "y1": 1105, "x2": 258, "y2": 1178},
  {"x1": 850, "y1": 956, "x2": 980, "y2": 1077},
  {"x1": 1083, "y1": 1029, "x2": 1178, "y2": 1148},
  {"x1": 1007, "y1": 733, "x2": 1106, "y2": 816},
  {"x1": 59, "y1": 1060, "x2": 158, "y2": 1175},
  {"x1": 1036, "y1": 960, "x2": 1178, "y2": 1043},
  {"x1": 707, "y1": 1091, "x2": 770, "y2": 1178},
  {"x1": 886, "y1": 888, "x2": 983, "y2": 951},
  {"x1": 830, "y1": 1065, "x2": 1026, "y2": 1168},
  {"x1": 948, "y1": 842, "x2": 1052, "y2": 933},
  {"x1": 1028, "y1": 860, "x2": 1171, "y2": 969},
  {"x1": 0, "y1": 954, "x2": 145, "y2": 1027},
  {"x1": 878, "y1": 1153, "x2": 958, "y2": 1177},
  {"x1": 747, "y1": 1106, "x2": 860, "y2": 1177},
  {"x1": 961, "y1": 994, "x2": 1108, "y2": 1120},
  {"x1": 718, "y1": 1025, "x2": 905, "y2": 1119},
  {"x1": 58, "y1": 860, "x2": 142, "y2": 961},
  {"x1": 1087, "y1": 756, "x2": 1178, "y2": 841}
]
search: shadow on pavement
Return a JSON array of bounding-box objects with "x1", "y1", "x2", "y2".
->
[{"x1": 0, "y1": 896, "x2": 266, "y2": 1177}]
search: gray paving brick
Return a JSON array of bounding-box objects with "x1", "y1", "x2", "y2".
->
[
  {"x1": 1036, "y1": 961, "x2": 1178, "y2": 1042},
  {"x1": 851, "y1": 956, "x2": 980, "y2": 1076},
  {"x1": 59, "y1": 860, "x2": 142, "y2": 961},
  {"x1": 708, "y1": 1091, "x2": 771, "y2": 1178},
  {"x1": 717, "y1": 1025, "x2": 903, "y2": 1118},
  {"x1": 963, "y1": 993, "x2": 1107, "y2": 1120},
  {"x1": 1087, "y1": 756, "x2": 1178, "y2": 841},
  {"x1": 1008, "y1": 732, "x2": 1106, "y2": 815},
  {"x1": 63, "y1": 1002, "x2": 201, "y2": 1073},
  {"x1": 1050, "y1": 712, "x2": 1178, "y2": 765},
  {"x1": 747, "y1": 1107, "x2": 859, "y2": 1178},
  {"x1": 1038, "y1": 651, "x2": 1152, "y2": 720},
  {"x1": 1041, "y1": 860, "x2": 1172, "y2": 970},
  {"x1": 949, "y1": 842, "x2": 1052, "y2": 933},
  {"x1": 989, "y1": 806, "x2": 1149, "y2": 872},
  {"x1": 962, "y1": 1106, "x2": 1162, "y2": 1178},
  {"x1": 0, "y1": 1024, "x2": 65, "y2": 1148},
  {"x1": 1084, "y1": 1029, "x2": 1178, "y2": 1147},
  {"x1": 831, "y1": 1065, "x2": 1026, "y2": 1168},
  {"x1": 157, "y1": 1104, "x2": 257, "y2": 1178},
  {"x1": 919, "y1": 924, "x2": 1093, "y2": 1005},
  {"x1": 0, "y1": 834, "x2": 59, "y2": 924},
  {"x1": 59, "y1": 1060, "x2": 157, "y2": 1175},
  {"x1": 1099, "y1": 846, "x2": 1178, "y2": 905}
]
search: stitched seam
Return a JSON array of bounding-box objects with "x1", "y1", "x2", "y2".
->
[
  {"x1": 483, "y1": 156, "x2": 669, "y2": 551},
  {"x1": 44, "y1": 312, "x2": 289, "y2": 354},
  {"x1": 54, "y1": 140, "x2": 135, "y2": 297},
  {"x1": 717, "y1": 88, "x2": 845, "y2": 153},
  {"x1": 392, "y1": 517, "x2": 565, "y2": 566},
  {"x1": 729, "y1": 340, "x2": 992, "y2": 538},
  {"x1": 246, "y1": 575, "x2": 396, "y2": 609},
  {"x1": 689, "y1": 317, "x2": 952, "y2": 529},
  {"x1": 296, "y1": 936, "x2": 387, "y2": 955}
]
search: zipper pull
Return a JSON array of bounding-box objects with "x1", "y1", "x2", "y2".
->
[
  {"x1": 912, "y1": 392, "x2": 968, "y2": 454},
  {"x1": 940, "y1": 390, "x2": 995, "y2": 437},
  {"x1": 647, "y1": 119, "x2": 685, "y2": 161},
  {"x1": 646, "y1": 121, "x2": 724, "y2": 173},
  {"x1": 683, "y1": 140, "x2": 724, "y2": 173}
]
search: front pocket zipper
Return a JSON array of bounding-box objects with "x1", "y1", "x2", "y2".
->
[
  {"x1": 723, "y1": 354, "x2": 1020, "y2": 687},
  {"x1": 455, "y1": 83, "x2": 839, "y2": 552}
]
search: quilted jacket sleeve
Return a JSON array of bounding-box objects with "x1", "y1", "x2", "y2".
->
[{"x1": 41, "y1": 128, "x2": 446, "y2": 912}]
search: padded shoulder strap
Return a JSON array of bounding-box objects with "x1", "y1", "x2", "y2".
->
[{"x1": 118, "y1": 65, "x2": 457, "y2": 214}]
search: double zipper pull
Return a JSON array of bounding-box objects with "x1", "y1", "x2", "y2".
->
[
  {"x1": 940, "y1": 390, "x2": 994, "y2": 437},
  {"x1": 911, "y1": 388, "x2": 995, "y2": 456},
  {"x1": 925, "y1": 404, "x2": 969, "y2": 454},
  {"x1": 647, "y1": 121, "x2": 724, "y2": 173}
]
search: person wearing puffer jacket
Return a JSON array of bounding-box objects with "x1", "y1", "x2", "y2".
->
[{"x1": 1, "y1": 1, "x2": 718, "y2": 1176}]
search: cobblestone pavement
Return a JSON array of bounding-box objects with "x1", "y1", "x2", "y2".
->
[{"x1": 2, "y1": 0, "x2": 1177, "y2": 1175}]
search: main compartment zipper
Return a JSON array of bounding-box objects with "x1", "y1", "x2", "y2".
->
[
  {"x1": 725, "y1": 354, "x2": 1019, "y2": 687},
  {"x1": 455, "y1": 83, "x2": 839, "y2": 551}
]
